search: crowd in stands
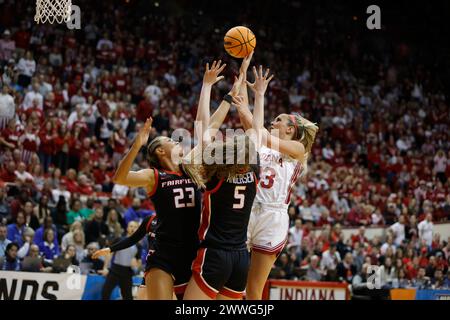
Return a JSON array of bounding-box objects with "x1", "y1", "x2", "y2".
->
[{"x1": 0, "y1": 0, "x2": 449, "y2": 292}]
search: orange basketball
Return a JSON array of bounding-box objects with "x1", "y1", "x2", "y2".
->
[{"x1": 224, "y1": 26, "x2": 256, "y2": 58}]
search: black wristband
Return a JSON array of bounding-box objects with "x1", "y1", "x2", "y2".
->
[{"x1": 223, "y1": 94, "x2": 233, "y2": 104}]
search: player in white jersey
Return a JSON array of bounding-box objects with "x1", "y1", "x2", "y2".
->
[{"x1": 234, "y1": 54, "x2": 319, "y2": 299}]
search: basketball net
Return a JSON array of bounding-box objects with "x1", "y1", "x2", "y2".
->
[{"x1": 34, "y1": 0, "x2": 72, "y2": 24}]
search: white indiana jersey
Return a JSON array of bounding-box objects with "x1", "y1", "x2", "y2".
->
[{"x1": 255, "y1": 145, "x2": 303, "y2": 206}]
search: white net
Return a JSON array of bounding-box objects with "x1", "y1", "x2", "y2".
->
[{"x1": 34, "y1": 0, "x2": 72, "y2": 24}]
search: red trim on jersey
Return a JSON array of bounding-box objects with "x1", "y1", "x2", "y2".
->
[
  {"x1": 146, "y1": 214, "x2": 156, "y2": 233},
  {"x1": 198, "y1": 193, "x2": 211, "y2": 241},
  {"x1": 219, "y1": 286, "x2": 244, "y2": 299},
  {"x1": 206, "y1": 178, "x2": 224, "y2": 193},
  {"x1": 198, "y1": 178, "x2": 223, "y2": 241},
  {"x1": 284, "y1": 162, "x2": 302, "y2": 204},
  {"x1": 191, "y1": 248, "x2": 218, "y2": 299},
  {"x1": 162, "y1": 169, "x2": 183, "y2": 176},
  {"x1": 147, "y1": 168, "x2": 159, "y2": 197}
]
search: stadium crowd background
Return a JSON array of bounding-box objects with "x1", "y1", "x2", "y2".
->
[{"x1": 0, "y1": 0, "x2": 449, "y2": 294}]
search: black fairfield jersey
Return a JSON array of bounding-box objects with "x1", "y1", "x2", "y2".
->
[
  {"x1": 198, "y1": 164, "x2": 259, "y2": 250},
  {"x1": 149, "y1": 168, "x2": 201, "y2": 249}
]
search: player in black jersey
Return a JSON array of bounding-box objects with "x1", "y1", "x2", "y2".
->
[
  {"x1": 112, "y1": 117, "x2": 202, "y2": 299},
  {"x1": 92, "y1": 214, "x2": 158, "y2": 299},
  {"x1": 182, "y1": 60, "x2": 260, "y2": 300}
]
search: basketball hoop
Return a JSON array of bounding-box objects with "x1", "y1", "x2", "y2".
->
[{"x1": 34, "y1": 0, "x2": 72, "y2": 24}]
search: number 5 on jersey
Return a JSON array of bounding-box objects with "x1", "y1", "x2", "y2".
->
[
  {"x1": 233, "y1": 186, "x2": 246, "y2": 209},
  {"x1": 173, "y1": 187, "x2": 195, "y2": 208}
]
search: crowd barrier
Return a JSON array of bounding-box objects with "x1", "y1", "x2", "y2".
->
[{"x1": 1, "y1": 271, "x2": 449, "y2": 300}]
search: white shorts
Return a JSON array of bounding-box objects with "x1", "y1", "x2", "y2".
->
[{"x1": 247, "y1": 202, "x2": 289, "y2": 255}]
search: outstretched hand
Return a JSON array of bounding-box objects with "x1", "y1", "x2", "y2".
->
[
  {"x1": 135, "y1": 117, "x2": 153, "y2": 147},
  {"x1": 203, "y1": 60, "x2": 226, "y2": 85},
  {"x1": 246, "y1": 65, "x2": 274, "y2": 95}
]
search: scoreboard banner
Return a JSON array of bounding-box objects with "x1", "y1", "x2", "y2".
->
[{"x1": 264, "y1": 280, "x2": 349, "y2": 300}]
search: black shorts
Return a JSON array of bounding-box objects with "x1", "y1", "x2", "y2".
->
[
  {"x1": 191, "y1": 247, "x2": 250, "y2": 299},
  {"x1": 145, "y1": 242, "x2": 197, "y2": 294}
]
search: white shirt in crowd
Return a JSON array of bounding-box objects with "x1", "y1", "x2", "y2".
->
[
  {"x1": 17, "y1": 58, "x2": 36, "y2": 77},
  {"x1": 320, "y1": 249, "x2": 341, "y2": 271},
  {"x1": 22, "y1": 90, "x2": 43, "y2": 110},
  {"x1": 433, "y1": 155, "x2": 447, "y2": 173},
  {"x1": 288, "y1": 226, "x2": 303, "y2": 252},
  {"x1": 389, "y1": 222, "x2": 405, "y2": 246},
  {"x1": 15, "y1": 170, "x2": 34, "y2": 183},
  {"x1": 0, "y1": 92, "x2": 15, "y2": 119},
  {"x1": 322, "y1": 147, "x2": 335, "y2": 160},
  {"x1": 417, "y1": 220, "x2": 434, "y2": 246},
  {"x1": 380, "y1": 242, "x2": 396, "y2": 255},
  {"x1": 144, "y1": 84, "x2": 162, "y2": 105}
]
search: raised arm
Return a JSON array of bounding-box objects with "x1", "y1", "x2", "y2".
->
[
  {"x1": 112, "y1": 117, "x2": 155, "y2": 193},
  {"x1": 236, "y1": 52, "x2": 254, "y2": 130},
  {"x1": 237, "y1": 66, "x2": 305, "y2": 161},
  {"x1": 195, "y1": 60, "x2": 226, "y2": 146}
]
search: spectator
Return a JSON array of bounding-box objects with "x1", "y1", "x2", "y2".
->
[
  {"x1": 431, "y1": 269, "x2": 445, "y2": 289},
  {"x1": 33, "y1": 195, "x2": 51, "y2": 225},
  {"x1": 305, "y1": 255, "x2": 323, "y2": 281},
  {"x1": 389, "y1": 215, "x2": 406, "y2": 247},
  {"x1": 22, "y1": 82, "x2": 42, "y2": 110},
  {"x1": 34, "y1": 216, "x2": 58, "y2": 247},
  {"x1": 320, "y1": 243, "x2": 341, "y2": 281},
  {"x1": 124, "y1": 198, "x2": 153, "y2": 225},
  {"x1": 106, "y1": 209, "x2": 124, "y2": 239},
  {"x1": 0, "y1": 224, "x2": 11, "y2": 257},
  {"x1": 84, "y1": 207, "x2": 110, "y2": 244},
  {"x1": 81, "y1": 242, "x2": 105, "y2": 273},
  {"x1": 0, "y1": 85, "x2": 15, "y2": 130},
  {"x1": 7, "y1": 211, "x2": 26, "y2": 246},
  {"x1": 61, "y1": 221, "x2": 83, "y2": 252},
  {"x1": 337, "y1": 252, "x2": 357, "y2": 283},
  {"x1": 37, "y1": 228, "x2": 60, "y2": 264},
  {"x1": 72, "y1": 229, "x2": 86, "y2": 262},
  {"x1": 1, "y1": 242, "x2": 21, "y2": 271},
  {"x1": 433, "y1": 150, "x2": 447, "y2": 184},
  {"x1": 411, "y1": 267, "x2": 430, "y2": 289},
  {"x1": 66, "y1": 199, "x2": 88, "y2": 225},
  {"x1": 0, "y1": 30, "x2": 16, "y2": 63},
  {"x1": 418, "y1": 213, "x2": 434, "y2": 247}
]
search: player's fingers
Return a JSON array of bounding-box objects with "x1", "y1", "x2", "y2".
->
[
  {"x1": 252, "y1": 66, "x2": 258, "y2": 79},
  {"x1": 215, "y1": 76, "x2": 225, "y2": 83},
  {"x1": 264, "y1": 68, "x2": 270, "y2": 79},
  {"x1": 206, "y1": 62, "x2": 210, "y2": 71},
  {"x1": 217, "y1": 63, "x2": 226, "y2": 73},
  {"x1": 267, "y1": 74, "x2": 274, "y2": 82},
  {"x1": 259, "y1": 65, "x2": 263, "y2": 78}
]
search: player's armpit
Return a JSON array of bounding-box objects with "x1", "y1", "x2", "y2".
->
[{"x1": 114, "y1": 169, "x2": 155, "y2": 192}]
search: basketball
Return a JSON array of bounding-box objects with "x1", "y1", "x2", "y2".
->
[{"x1": 224, "y1": 26, "x2": 256, "y2": 58}]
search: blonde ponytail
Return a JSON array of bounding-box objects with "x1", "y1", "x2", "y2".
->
[{"x1": 289, "y1": 113, "x2": 319, "y2": 174}]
